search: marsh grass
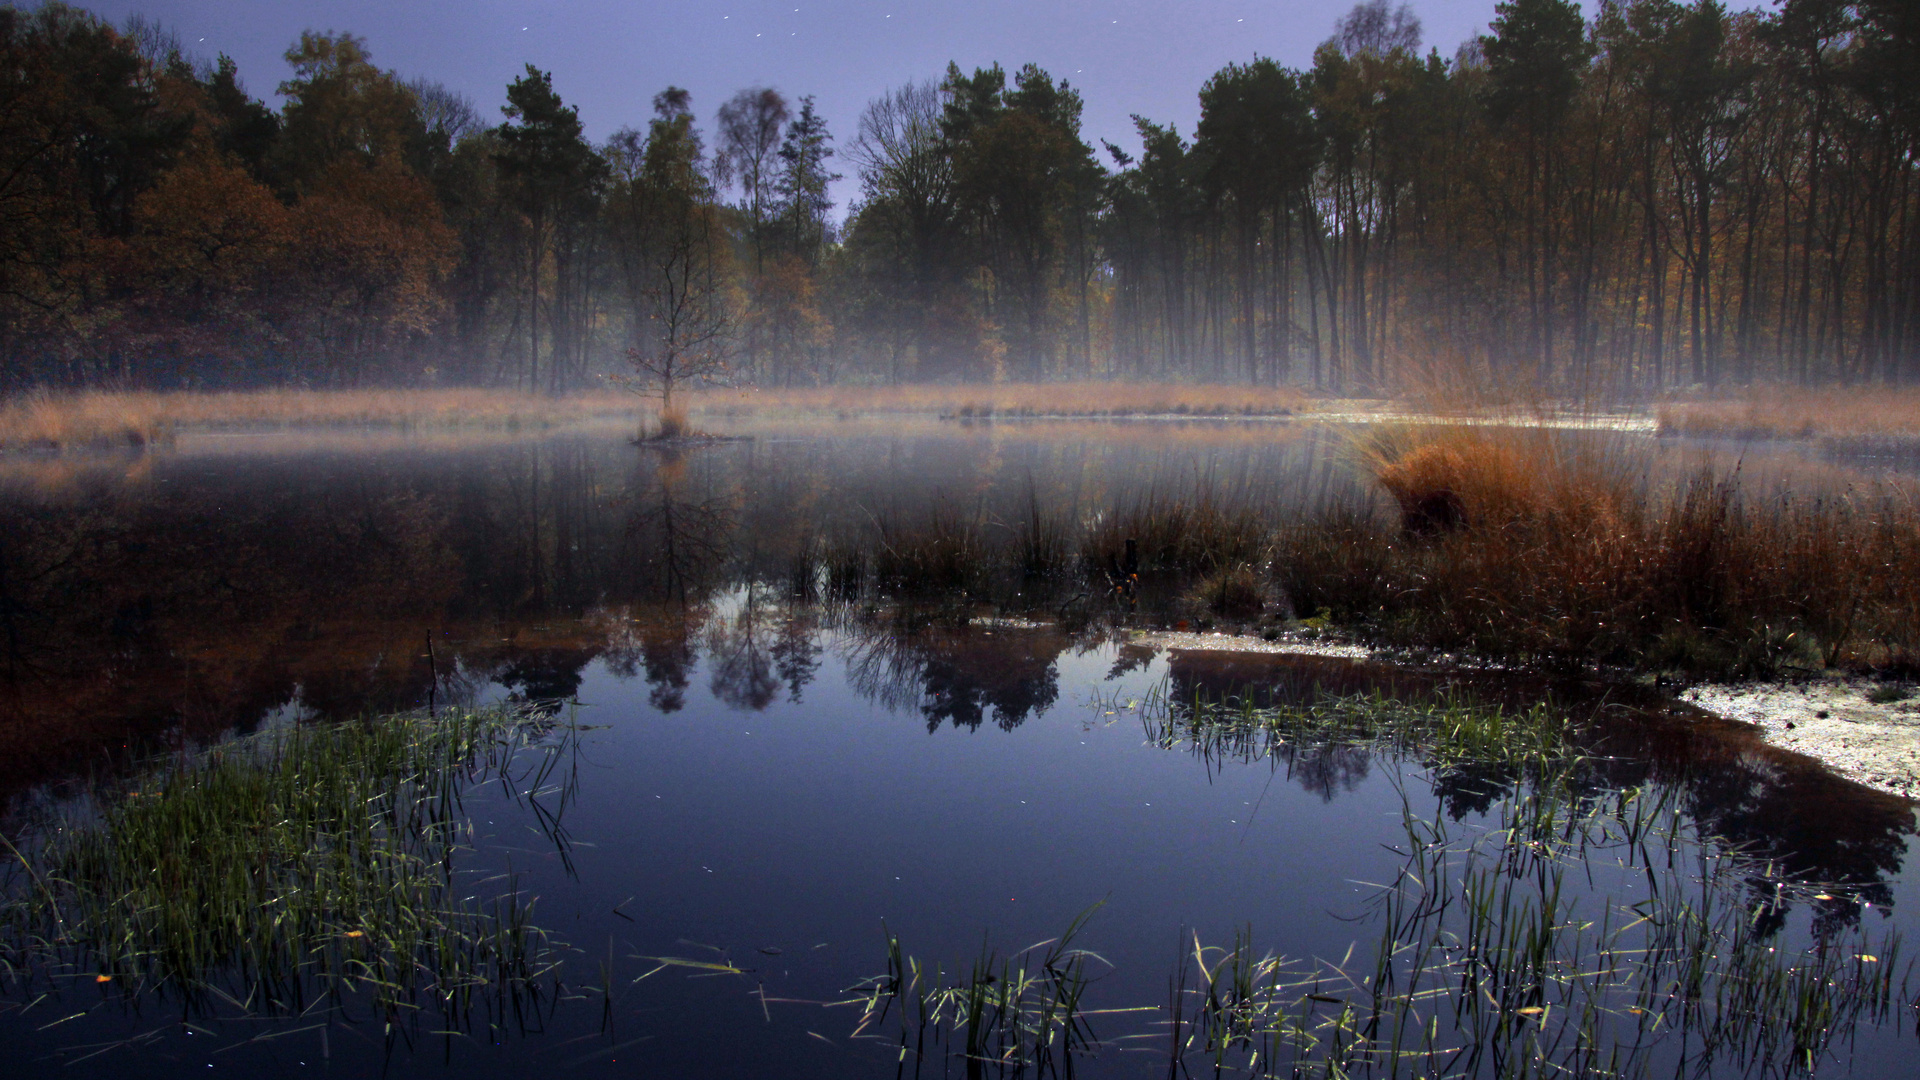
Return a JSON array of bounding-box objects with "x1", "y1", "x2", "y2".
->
[
  {"x1": 803, "y1": 424, "x2": 1920, "y2": 677},
  {"x1": 0, "y1": 388, "x2": 639, "y2": 449},
  {"x1": 850, "y1": 907, "x2": 1120, "y2": 1077},
  {"x1": 867, "y1": 504, "x2": 997, "y2": 595},
  {"x1": 1083, "y1": 491, "x2": 1269, "y2": 575},
  {"x1": 822, "y1": 488, "x2": 1272, "y2": 617},
  {"x1": 685, "y1": 382, "x2": 1307, "y2": 421},
  {"x1": 1285, "y1": 425, "x2": 1920, "y2": 675},
  {"x1": 1658, "y1": 387, "x2": 1920, "y2": 444},
  {"x1": 859, "y1": 692, "x2": 1912, "y2": 1077},
  {"x1": 1154, "y1": 781, "x2": 1910, "y2": 1079},
  {"x1": 1139, "y1": 687, "x2": 1576, "y2": 777},
  {"x1": 1153, "y1": 691, "x2": 1913, "y2": 1077},
  {"x1": 1185, "y1": 563, "x2": 1271, "y2": 619},
  {"x1": 0, "y1": 707, "x2": 570, "y2": 1034}
]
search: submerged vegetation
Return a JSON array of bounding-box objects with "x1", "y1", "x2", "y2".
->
[
  {"x1": 0, "y1": 707, "x2": 570, "y2": 1034},
  {"x1": 859, "y1": 692, "x2": 1915, "y2": 1078}
]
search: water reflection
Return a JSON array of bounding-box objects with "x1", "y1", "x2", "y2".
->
[
  {"x1": 1165, "y1": 649, "x2": 1918, "y2": 930},
  {"x1": 0, "y1": 430, "x2": 1913, "y2": 915},
  {"x1": 843, "y1": 620, "x2": 1068, "y2": 731}
]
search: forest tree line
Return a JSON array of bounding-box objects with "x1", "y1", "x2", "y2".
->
[{"x1": 0, "y1": 0, "x2": 1914, "y2": 396}]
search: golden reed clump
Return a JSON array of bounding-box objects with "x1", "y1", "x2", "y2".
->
[
  {"x1": 1283, "y1": 424, "x2": 1920, "y2": 674},
  {"x1": 0, "y1": 388, "x2": 641, "y2": 448}
]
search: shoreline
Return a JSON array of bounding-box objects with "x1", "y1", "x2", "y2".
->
[{"x1": 1130, "y1": 628, "x2": 1920, "y2": 802}]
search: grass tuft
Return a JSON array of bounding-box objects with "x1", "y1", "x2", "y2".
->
[
  {"x1": 1187, "y1": 563, "x2": 1270, "y2": 619},
  {"x1": 860, "y1": 689, "x2": 1914, "y2": 1078},
  {"x1": 1282, "y1": 426, "x2": 1920, "y2": 675},
  {"x1": 0, "y1": 707, "x2": 568, "y2": 1027},
  {"x1": 0, "y1": 388, "x2": 640, "y2": 449}
]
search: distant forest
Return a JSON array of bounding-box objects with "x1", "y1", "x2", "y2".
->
[{"x1": 0, "y1": 0, "x2": 1914, "y2": 395}]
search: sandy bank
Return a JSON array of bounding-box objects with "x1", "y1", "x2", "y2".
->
[
  {"x1": 1129, "y1": 629, "x2": 1919, "y2": 802},
  {"x1": 1684, "y1": 681, "x2": 1920, "y2": 800}
]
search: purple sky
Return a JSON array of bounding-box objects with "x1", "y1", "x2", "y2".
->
[{"x1": 88, "y1": 1, "x2": 1518, "y2": 211}]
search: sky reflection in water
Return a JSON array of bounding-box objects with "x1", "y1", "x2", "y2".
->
[{"x1": 1, "y1": 428, "x2": 1916, "y2": 1077}]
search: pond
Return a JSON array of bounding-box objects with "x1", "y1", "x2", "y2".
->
[{"x1": 1, "y1": 421, "x2": 1915, "y2": 1078}]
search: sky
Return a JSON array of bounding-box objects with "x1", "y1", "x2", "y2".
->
[{"x1": 84, "y1": 0, "x2": 1513, "y2": 212}]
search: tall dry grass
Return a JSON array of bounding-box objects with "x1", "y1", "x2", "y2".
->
[
  {"x1": 1281, "y1": 425, "x2": 1920, "y2": 674},
  {"x1": 2, "y1": 382, "x2": 1308, "y2": 450},
  {"x1": 1657, "y1": 387, "x2": 1920, "y2": 442},
  {"x1": 1083, "y1": 492, "x2": 1270, "y2": 574},
  {"x1": 0, "y1": 388, "x2": 639, "y2": 448},
  {"x1": 684, "y1": 381, "x2": 1307, "y2": 419}
]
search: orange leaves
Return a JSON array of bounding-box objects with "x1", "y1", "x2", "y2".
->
[{"x1": 132, "y1": 156, "x2": 291, "y2": 293}]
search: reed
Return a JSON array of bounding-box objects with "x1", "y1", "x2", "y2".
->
[
  {"x1": 0, "y1": 707, "x2": 570, "y2": 1033},
  {"x1": 857, "y1": 690, "x2": 1911, "y2": 1077},
  {"x1": 1658, "y1": 386, "x2": 1920, "y2": 443},
  {"x1": 849, "y1": 906, "x2": 1114, "y2": 1076},
  {"x1": 683, "y1": 381, "x2": 1308, "y2": 420},
  {"x1": 1284, "y1": 425, "x2": 1920, "y2": 674},
  {"x1": 1157, "y1": 780, "x2": 1909, "y2": 1078},
  {"x1": 1083, "y1": 490, "x2": 1269, "y2": 575},
  {"x1": 868, "y1": 504, "x2": 997, "y2": 595},
  {"x1": 0, "y1": 388, "x2": 638, "y2": 448}
]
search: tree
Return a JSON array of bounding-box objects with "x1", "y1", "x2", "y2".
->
[
  {"x1": 619, "y1": 89, "x2": 735, "y2": 419},
  {"x1": 274, "y1": 32, "x2": 424, "y2": 193},
  {"x1": 773, "y1": 95, "x2": 839, "y2": 265},
  {"x1": 0, "y1": 4, "x2": 193, "y2": 386},
  {"x1": 1195, "y1": 57, "x2": 1320, "y2": 384},
  {"x1": 494, "y1": 65, "x2": 606, "y2": 392},
  {"x1": 713, "y1": 87, "x2": 789, "y2": 275},
  {"x1": 1481, "y1": 0, "x2": 1595, "y2": 380},
  {"x1": 203, "y1": 55, "x2": 279, "y2": 183},
  {"x1": 943, "y1": 62, "x2": 1101, "y2": 380},
  {"x1": 844, "y1": 80, "x2": 968, "y2": 381}
]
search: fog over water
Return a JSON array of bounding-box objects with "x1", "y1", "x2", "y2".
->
[{"x1": 2, "y1": 423, "x2": 1916, "y2": 1077}]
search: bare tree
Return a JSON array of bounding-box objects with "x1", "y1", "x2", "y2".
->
[
  {"x1": 713, "y1": 87, "x2": 790, "y2": 273},
  {"x1": 849, "y1": 81, "x2": 948, "y2": 209},
  {"x1": 625, "y1": 202, "x2": 733, "y2": 417},
  {"x1": 1331, "y1": 0, "x2": 1422, "y2": 58},
  {"x1": 408, "y1": 79, "x2": 482, "y2": 144},
  {"x1": 618, "y1": 93, "x2": 735, "y2": 424}
]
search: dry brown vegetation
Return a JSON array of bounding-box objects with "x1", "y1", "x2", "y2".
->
[
  {"x1": 1, "y1": 383, "x2": 1312, "y2": 451},
  {"x1": 0, "y1": 388, "x2": 641, "y2": 449},
  {"x1": 683, "y1": 382, "x2": 1307, "y2": 419},
  {"x1": 1282, "y1": 425, "x2": 1920, "y2": 674},
  {"x1": 1657, "y1": 387, "x2": 1920, "y2": 442}
]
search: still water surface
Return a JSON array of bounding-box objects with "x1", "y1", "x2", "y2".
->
[{"x1": 2, "y1": 423, "x2": 1915, "y2": 1077}]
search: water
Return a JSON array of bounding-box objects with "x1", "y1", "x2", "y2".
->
[{"x1": 2, "y1": 423, "x2": 1916, "y2": 1077}]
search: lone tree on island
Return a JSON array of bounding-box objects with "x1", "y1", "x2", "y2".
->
[{"x1": 613, "y1": 87, "x2": 737, "y2": 431}]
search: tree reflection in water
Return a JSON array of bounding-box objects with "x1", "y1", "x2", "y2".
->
[
  {"x1": 841, "y1": 618, "x2": 1067, "y2": 731},
  {"x1": 0, "y1": 434, "x2": 1913, "y2": 926},
  {"x1": 1164, "y1": 648, "x2": 1919, "y2": 933}
]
